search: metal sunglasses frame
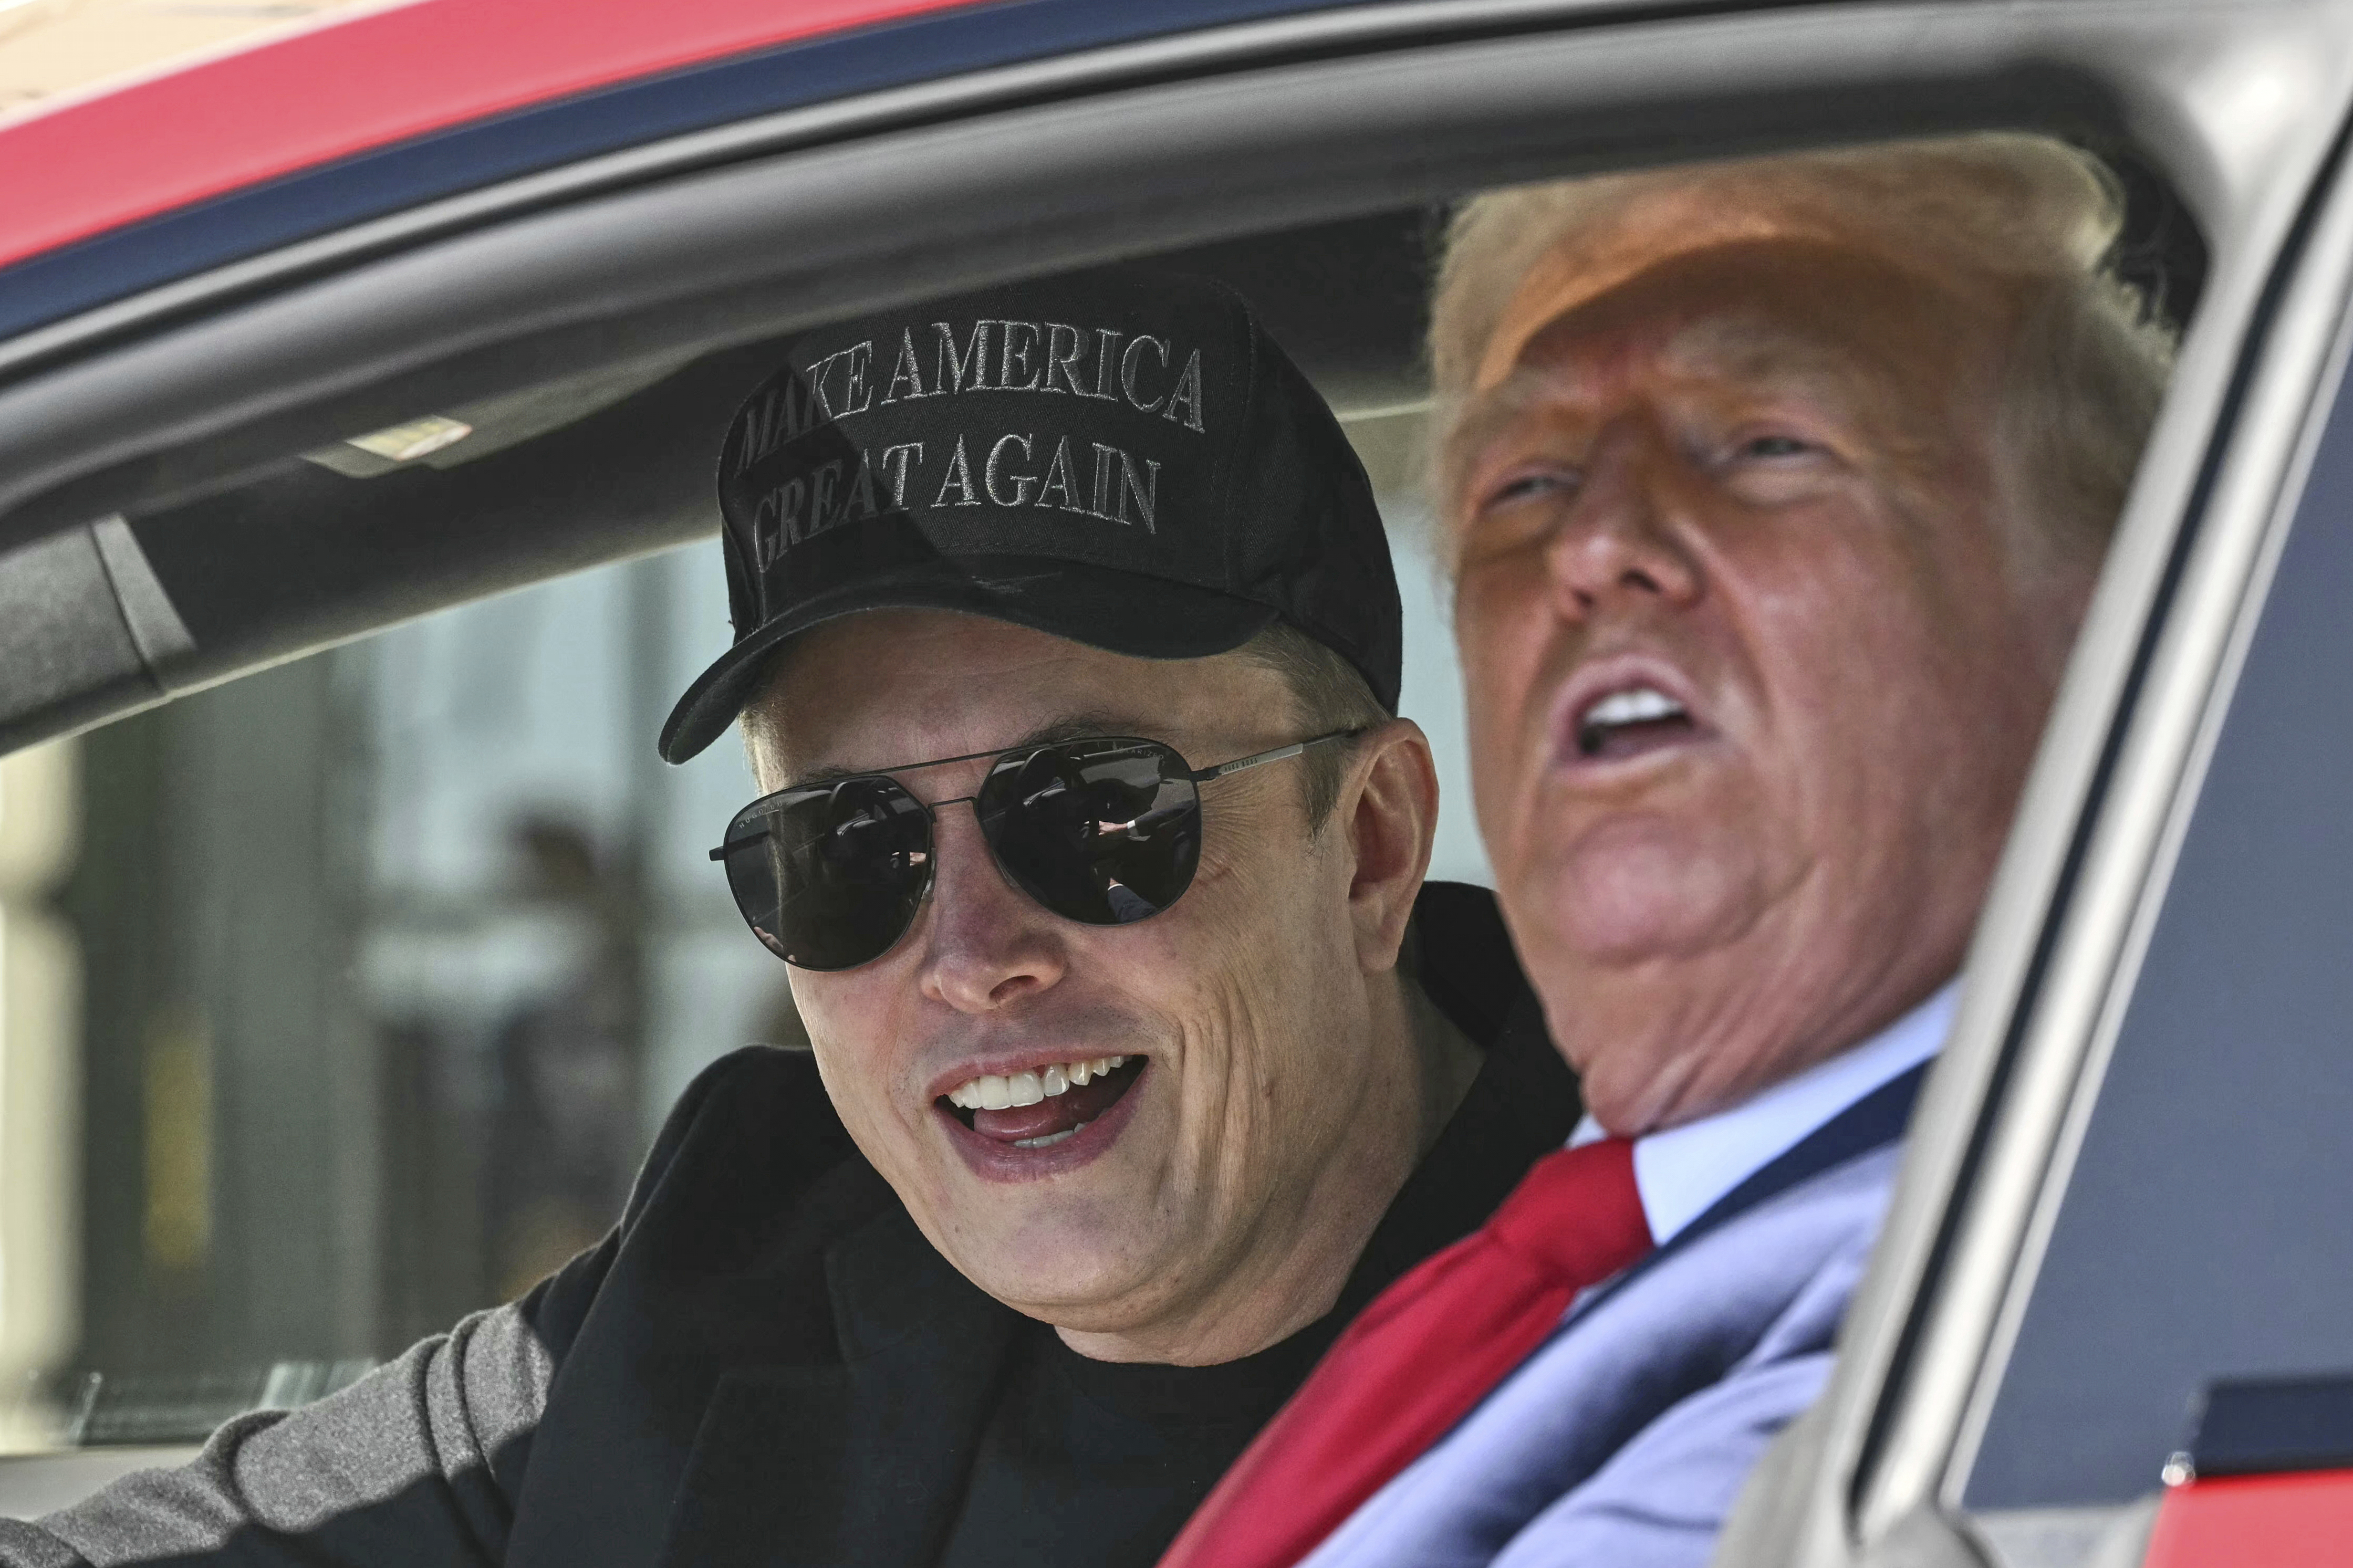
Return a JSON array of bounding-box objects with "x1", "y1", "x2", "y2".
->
[
  {"x1": 709, "y1": 727, "x2": 1365, "y2": 855},
  {"x1": 706, "y1": 728, "x2": 1374, "y2": 865},
  {"x1": 705, "y1": 727, "x2": 1367, "y2": 967}
]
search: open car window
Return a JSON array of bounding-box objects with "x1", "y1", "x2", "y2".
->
[
  {"x1": 0, "y1": 208, "x2": 1498, "y2": 1452},
  {"x1": 1, "y1": 5, "x2": 2347, "y2": 1565}
]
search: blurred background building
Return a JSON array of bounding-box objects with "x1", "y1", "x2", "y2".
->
[{"x1": 0, "y1": 741, "x2": 79, "y2": 1449}]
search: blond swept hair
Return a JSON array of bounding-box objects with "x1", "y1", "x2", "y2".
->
[{"x1": 1428, "y1": 133, "x2": 2180, "y2": 557}]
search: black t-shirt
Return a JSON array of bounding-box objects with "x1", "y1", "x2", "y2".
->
[
  {"x1": 934, "y1": 1318, "x2": 1324, "y2": 1568},
  {"x1": 934, "y1": 888, "x2": 1578, "y2": 1568}
]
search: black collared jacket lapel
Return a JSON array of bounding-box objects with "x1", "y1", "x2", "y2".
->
[{"x1": 653, "y1": 1204, "x2": 1018, "y2": 1568}]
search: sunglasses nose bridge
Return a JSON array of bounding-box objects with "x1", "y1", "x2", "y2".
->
[
  {"x1": 908, "y1": 803, "x2": 1074, "y2": 1012},
  {"x1": 919, "y1": 793, "x2": 1005, "y2": 890}
]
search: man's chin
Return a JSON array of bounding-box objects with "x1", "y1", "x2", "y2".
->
[
  {"x1": 944, "y1": 1225, "x2": 1165, "y2": 1328},
  {"x1": 1512, "y1": 832, "x2": 1762, "y2": 969},
  {"x1": 911, "y1": 1137, "x2": 1175, "y2": 1308}
]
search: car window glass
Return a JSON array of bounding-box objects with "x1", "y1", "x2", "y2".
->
[{"x1": 1961, "y1": 340, "x2": 2353, "y2": 1513}]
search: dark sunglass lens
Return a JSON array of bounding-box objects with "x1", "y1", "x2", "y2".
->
[
  {"x1": 978, "y1": 741, "x2": 1202, "y2": 925},
  {"x1": 721, "y1": 777, "x2": 932, "y2": 969}
]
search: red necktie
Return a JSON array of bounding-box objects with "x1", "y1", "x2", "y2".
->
[{"x1": 1158, "y1": 1137, "x2": 1653, "y2": 1568}]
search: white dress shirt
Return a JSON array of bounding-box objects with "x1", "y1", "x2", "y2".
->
[
  {"x1": 1568, "y1": 979, "x2": 1956, "y2": 1245},
  {"x1": 1300, "y1": 977, "x2": 1961, "y2": 1568}
]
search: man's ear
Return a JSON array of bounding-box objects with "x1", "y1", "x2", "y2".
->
[{"x1": 1338, "y1": 717, "x2": 1441, "y2": 975}]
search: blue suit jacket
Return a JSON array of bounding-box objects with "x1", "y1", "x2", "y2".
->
[{"x1": 1297, "y1": 1065, "x2": 1927, "y2": 1568}]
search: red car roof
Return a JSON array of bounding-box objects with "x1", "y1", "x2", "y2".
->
[{"x1": 0, "y1": 0, "x2": 991, "y2": 277}]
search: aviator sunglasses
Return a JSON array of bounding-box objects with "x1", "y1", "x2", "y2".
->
[{"x1": 711, "y1": 729, "x2": 1361, "y2": 971}]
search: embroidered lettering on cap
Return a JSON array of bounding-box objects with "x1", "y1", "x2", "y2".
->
[
  {"x1": 998, "y1": 321, "x2": 1044, "y2": 393},
  {"x1": 1161, "y1": 349, "x2": 1205, "y2": 433},
  {"x1": 880, "y1": 442, "x2": 925, "y2": 506},
  {"x1": 750, "y1": 426, "x2": 1164, "y2": 557},
  {"x1": 798, "y1": 342, "x2": 876, "y2": 421},
  {"x1": 882, "y1": 329, "x2": 928, "y2": 404},
  {"x1": 1086, "y1": 329, "x2": 1125, "y2": 403},
  {"x1": 1121, "y1": 336, "x2": 1168, "y2": 412},
  {"x1": 1036, "y1": 437, "x2": 1084, "y2": 511},
  {"x1": 985, "y1": 433, "x2": 1037, "y2": 506},
  {"x1": 732, "y1": 373, "x2": 824, "y2": 477},
  {"x1": 935, "y1": 434, "x2": 981, "y2": 507},
  {"x1": 731, "y1": 301, "x2": 1200, "y2": 574},
  {"x1": 667, "y1": 265, "x2": 1406, "y2": 771},
  {"x1": 935, "y1": 321, "x2": 993, "y2": 395},
  {"x1": 1043, "y1": 323, "x2": 1094, "y2": 397},
  {"x1": 749, "y1": 320, "x2": 1207, "y2": 435}
]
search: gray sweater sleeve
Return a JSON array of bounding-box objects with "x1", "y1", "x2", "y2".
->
[
  {"x1": 0, "y1": 1050, "x2": 746, "y2": 1568},
  {"x1": 0, "y1": 1300, "x2": 552, "y2": 1567}
]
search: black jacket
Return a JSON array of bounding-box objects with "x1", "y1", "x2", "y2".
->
[{"x1": 5, "y1": 884, "x2": 1577, "y2": 1568}]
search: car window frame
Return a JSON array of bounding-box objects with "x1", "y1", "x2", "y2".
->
[
  {"x1": 3, "y1": 0, "x2": 2347, "y2": 1549},
  {"x1": 0, "y1": 0, "x2": 2268, "y2": 757}
]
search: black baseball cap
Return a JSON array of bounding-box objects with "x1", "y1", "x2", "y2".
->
[{"x1": 658, "y1": 267, "x2": 1403, "y2": 764}]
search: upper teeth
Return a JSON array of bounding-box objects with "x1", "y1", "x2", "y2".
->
[
  {"x1": 947, "y1": 1055, "x2": 1129, "y2": 1111},
  {"x1": 1582, "y1": 686, "x2": 1684, "y2": 728}
]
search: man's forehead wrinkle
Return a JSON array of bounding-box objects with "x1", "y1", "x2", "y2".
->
[
  {"x1": 1487, "y1": 296, "x2": 1836, "y2": 410},
  {"x1": 1448, "y1": 365, "x2": 1576, "y2": 464},
  {"x1": 1660, "y1": 312, "x2": 1849, "y2": 382},
  {"x1": 1476, "y1": 226, "x2": 1997, "y2": 397},
  {"x1": 1552, "y1": 278, "x2": 1966, "y2": 444},
  {"x1": 1445, "y1": 316, "x2": 1848, "y2": 482}
]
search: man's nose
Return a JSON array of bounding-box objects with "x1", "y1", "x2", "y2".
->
[
  {"x1": 1543, "y1": 421, "x2": 1703, "y2": 613},
  {"x1": 915, "y1": 807, "x2": 1068, "y2": 1012}
]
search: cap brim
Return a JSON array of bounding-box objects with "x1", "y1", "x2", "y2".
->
[{"x1": 658, "y1": 557, "x2": 1280, "y2": 763}]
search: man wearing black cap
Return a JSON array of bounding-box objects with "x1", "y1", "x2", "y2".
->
[{"x1": 2, "y1": 270, "x2": 1577, "y2": 1568}]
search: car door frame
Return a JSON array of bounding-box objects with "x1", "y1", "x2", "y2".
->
[{"x1": 4, "y1": 0, "x2": 2351, "y2": 1551}]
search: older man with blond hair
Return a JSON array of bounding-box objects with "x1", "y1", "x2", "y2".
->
[{"x1": 1162, "y1": 133, "x2": 2174, "y2": 1568}]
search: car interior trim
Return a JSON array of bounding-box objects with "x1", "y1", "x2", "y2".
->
[
  {"x1": 0, "y1": 5, "x2": 2145, "y2": 553},
  {"x1": 86, "y1": 515, "x2": 197, "y2": 685}
]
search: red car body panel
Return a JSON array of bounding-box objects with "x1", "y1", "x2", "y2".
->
[
  {"x1": 2144, "y1": 1471, "x2": 2353, "y2": 1568},
  {"x1": 0, "y1": 0, "x2": 991, "y2": 276}
]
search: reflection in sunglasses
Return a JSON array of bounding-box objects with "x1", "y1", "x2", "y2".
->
[{"x1": 711, "y1": 730, "x2": 1360, "y2": 970}]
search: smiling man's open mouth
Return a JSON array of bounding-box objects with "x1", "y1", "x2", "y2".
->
[
  {"x1": 1574, "y1": 683, "x2": 1696, "y2": 761},
  {"x1": 940, "y1": 1055, "x2": 1148, "y2": 1149}
]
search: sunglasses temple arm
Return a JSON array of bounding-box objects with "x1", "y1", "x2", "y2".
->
[
  {"x1": 711, "y1": 826, "x2": 774, "y2": 859},
  {"x1": 1193, "y1": 742, "x2": 1307, "y2": 782},
  {"x1": 1190, "y1": 728, "x2": 1365, "y2": 782}
]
